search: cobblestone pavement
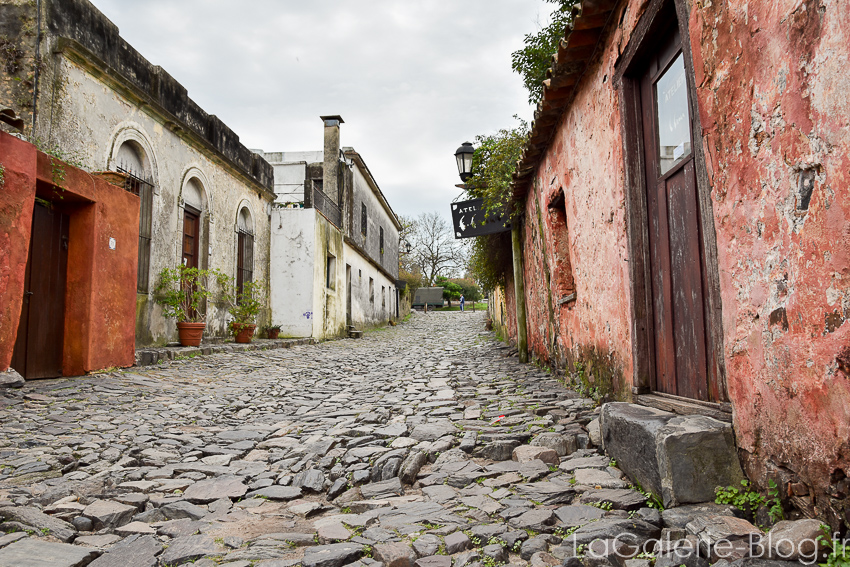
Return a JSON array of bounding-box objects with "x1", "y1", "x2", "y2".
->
[{"x1": 0, "y1": 312, "x2": 765, "y2": 567}]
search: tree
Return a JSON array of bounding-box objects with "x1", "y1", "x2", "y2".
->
[
  {"x1": 511, "y1": 0, "x2": 578, "y2": 105},
  {"x1": 408, "y1": 211, "x2": 463, "y2": 286},
  {"x1": 462, "y1": 119, "x2": 529, "y2": 292}
]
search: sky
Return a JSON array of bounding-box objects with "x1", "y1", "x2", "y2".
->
[{"x1": 93, "y1": 0, "x2": 555, "y2": 222}]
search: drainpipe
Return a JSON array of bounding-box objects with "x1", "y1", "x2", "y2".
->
[{"x1": 511, "y1": 221, "x2": 528, "y2": 363}]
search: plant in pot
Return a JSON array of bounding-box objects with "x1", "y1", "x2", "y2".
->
[
  {"x1": 264, "y1": 324, "x2": 281, "y2": 339},
  {"x1": 225, "y1": 279, "x2": 266, "y2": 343},
  {"x1": 154, "y1": 264, "x2": 220, "y2": 347}
]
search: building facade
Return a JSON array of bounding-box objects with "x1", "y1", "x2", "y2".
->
[
  {"x1": 258, "y1": 117, "x2": 401, "y2": 339},
  {"x1": 498, "y1": 0, "x2": 850, "y2": 526},
  {"x1": 0, "y1": 0, "x2": 275, "y2": 347}
]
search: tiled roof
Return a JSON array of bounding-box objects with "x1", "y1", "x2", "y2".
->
[{"x1": 510, "y1": 0, "x2": 619, "y2": 201}]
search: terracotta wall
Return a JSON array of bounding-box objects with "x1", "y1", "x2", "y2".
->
[
  {"x1": 509, "y1": 0, "x2": 849, "y2": 522},
  {"x1": 517, "y1": 0, "x2": 648, "y2": 396},
  {"x1": 0, "y1": 131, "x2": 139, "y2": 376},
  {"x1": 0, "y1": 132, "x2": 37, "y2": 371},
  {"x1": 689, "y1": 0, "x2": 850, "y2": 521}
]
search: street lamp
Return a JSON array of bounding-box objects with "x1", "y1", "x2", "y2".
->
[
  {"x1": 404, "y1": 240, "x2": 412, "y2": 255},
  {"x1": 455, "y1": 142, "x2": 474, "y2": 182}
]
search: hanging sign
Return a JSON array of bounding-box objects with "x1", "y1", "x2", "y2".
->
[{"x1": 450, "y1": 198, "x2": 511, "y2": 239}]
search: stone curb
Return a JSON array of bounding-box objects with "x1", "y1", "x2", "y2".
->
[{"x1": 134, "y1": 337, "x2": 318, "y2": 366}]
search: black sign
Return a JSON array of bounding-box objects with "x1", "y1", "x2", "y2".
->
[{"x1": 451, "y1": 198, "x2": 511, "y2": 239}]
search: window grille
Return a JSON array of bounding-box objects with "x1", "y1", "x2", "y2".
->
[
  {"x1": 117, "y1": 166, "x2": 154, "y2": 293},
  {"x1": 380, "y1": 227, "x2": 384, "y2": 257},
  {"x1": 237, "y1": 229, "x2": 254, "y2": 299},
  {"x1": 361, "y1": 203, "x2": 367, "y2": 236}
]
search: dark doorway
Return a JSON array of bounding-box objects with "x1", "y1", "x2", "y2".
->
[
  {"x1": 346, "y1": 265, "x2": 352, "y2": 326},
  {"x1": 12, "y1": 202, "x2": 69, "y2": 379},
  {"x1": 182, "y1": 207, "x2": 200, "y2": 269},
  {"x1": 639, "y1": 26, "x2": 710, "y2": 400}
]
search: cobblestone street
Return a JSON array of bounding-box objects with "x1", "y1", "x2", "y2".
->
[{"x1": 0, "y1": 312, "x2": 755, "y2": 567}]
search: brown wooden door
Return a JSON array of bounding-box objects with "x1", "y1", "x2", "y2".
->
[
  {"x1": 12, "y1": 202, "x2": 69, "y2": 379},
  {"x1": 640, "y1": 29, "x2": 710, "y2": 401},
  {"x1": 182, "y1": 208, "x2": 200, "y2": 269}
]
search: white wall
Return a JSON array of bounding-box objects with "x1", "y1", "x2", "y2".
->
[
  {"x1": 270, "y1": 209, "x2": 316, "y2": 338},
  {"x1": 344, "y1": 242, "x2": 397, "y2": 328},
  {"x1": 39, "y1": 57, "x2": 273, "y2": 346}
]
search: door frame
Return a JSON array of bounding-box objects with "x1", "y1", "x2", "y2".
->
[
  {"x1": 614, "y1": 0, "x2": 727, "y2": 403},
  {"x1": 12, "y1": 202, "x2": 70, "y2": 379}
]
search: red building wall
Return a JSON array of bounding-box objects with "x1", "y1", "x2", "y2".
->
[
  {"x1": 689, "y1": 0, "x2": 850, "y2": 520},
  {"x1": 0, "y1": 133, "x2": 37, "y2": 371},
  {"x1": 510, "y1": 0, "x2": 849, "y2": 522},
  {"x1": 0, "y1": 131, "x2": 139, "y2": 376}
]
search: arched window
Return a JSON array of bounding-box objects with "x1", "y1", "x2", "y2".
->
[
  {"x1": 114, "y1": 141, "x2": 154, "y2": 293},
  {"x1": 236, "y1": 206, "x2": 254, "y2": 297}
]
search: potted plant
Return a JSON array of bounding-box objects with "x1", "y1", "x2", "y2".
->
[
  {"x1": 264, "y1": 324, "x2": 281, "y2": 339},
  {"x1": 224, "y1": 279, "x2": 266, "y2": 343},
  {"x1": 154, "y1": 265, "x2": 221, "y2": 347}
]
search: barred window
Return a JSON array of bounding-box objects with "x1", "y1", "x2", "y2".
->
[
  {"x1": 116, "y1": 165, "x2": 154, "y2": 294},
  {"x1": 236, "y1": 207, "x2": 254, "y2": 299},
  {"x1": 361, "y1": 203, "x2": 367, "y2": 236}
]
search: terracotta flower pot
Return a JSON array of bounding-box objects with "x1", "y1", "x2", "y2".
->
[
  {"x1": 176, "y1": 321, "x2": 205, "y2": 347},
  {"x1": 232, "y1": 323, "x2": 256, "y2": 343},
  {"x1": 268, "y1": 329, "x2": 280, "y2": 339}
]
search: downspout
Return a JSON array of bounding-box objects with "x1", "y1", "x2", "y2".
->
[
  {"x1": 31, "y1": 0, "x2": 42, "y2": 134},
  {"x1": 511, "y1": 220, "x2": 528, "y2": 363}
]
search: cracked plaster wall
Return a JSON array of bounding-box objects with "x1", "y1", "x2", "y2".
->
[{"x1": 510, "y1": 0, "x2": 849, "y2": 523}]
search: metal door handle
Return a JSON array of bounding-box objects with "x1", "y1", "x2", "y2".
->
[{"x1": 24, "y1": 291, "x2": 33, "y2": 296}]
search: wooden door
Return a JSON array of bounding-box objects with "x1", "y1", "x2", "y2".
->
[
  {"x1": 12, "y1": 202, "x2": 69, "y2": 379},
  {"x1": 640, "y1": 29, "x2": 710, "y2": 401},
  {"x1": 182, "y1": 208, "x2": 200, "y2": 268}
]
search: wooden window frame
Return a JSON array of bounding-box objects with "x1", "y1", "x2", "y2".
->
[{"x1": 613, "y1": 0, "x2": 728, "y2": 407}]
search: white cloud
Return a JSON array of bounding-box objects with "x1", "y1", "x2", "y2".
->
[{"x1": 93, "y1": 0, "x2": 555, "y2": 220}]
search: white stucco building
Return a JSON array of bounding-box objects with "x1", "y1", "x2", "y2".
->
[{"x1": 256, "y1": 117, "x2": 402, "y2": 339}]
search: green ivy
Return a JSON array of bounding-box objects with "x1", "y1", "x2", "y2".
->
[{"x1": 818, "y1": 525, "x2": 850, "y2": 567}]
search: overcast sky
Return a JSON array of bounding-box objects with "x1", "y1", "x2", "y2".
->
[{"x1": 94, "y1": 0, "x2": 554, "y2": 222}]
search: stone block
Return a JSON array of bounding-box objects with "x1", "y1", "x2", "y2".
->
[
  {"x1": 0, "y1": 539, "x2": 99, "y2": 567},
  {"x1": 600, "y1": 403, "x2": 745, "y2": 507},
  {"x1": 513, "y1": 445, "x2": 559, "y2": 465},
  {"x1": 372, "y1": 542, "x2": 417, "y2": 567}
]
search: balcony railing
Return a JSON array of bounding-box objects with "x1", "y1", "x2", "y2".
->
[{"x1": 311, "y1": 185, "x2": 342, "y2": 228}]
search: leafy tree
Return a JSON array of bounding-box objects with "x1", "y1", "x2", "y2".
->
[
  {"x1": 511, "y1": 0, "x2": 579, "y2": 105},
  {"x1": 408, "y1": 211, "x2": 464, "y2": 286},
  {"x1": 465, "y1": 118, "x2": 529, "y2": 219},
  {"x1": 454, "y1": 278, "x2": 482, "y2": 304}
]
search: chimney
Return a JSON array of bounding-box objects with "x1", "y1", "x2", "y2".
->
[{"x1": 321, "y1": 115, "x2": 344, "y2": 205}]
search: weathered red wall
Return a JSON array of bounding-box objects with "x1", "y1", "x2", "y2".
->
[
  {"x1": 509, "y1": 0, "x2": 849, "y2": 520},
  {"x1": 0, "y1": 130, "x2": 139, "y2": 377},
  {"x1": 0, "y1": 133, "x2": 37, "y2": 371},
  {"x1": 689, "y1": 0, "x2": 850, "y2": 521},
  {"x1": 517, "y1": 1, "x2": 649, "y2": 396},
  {"x1": 33, "y1": 151, "x2": 140, "y2": 375}
]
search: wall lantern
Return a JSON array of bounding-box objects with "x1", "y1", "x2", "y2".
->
[{"x1": 455, "y1": 142, "x2": 474, "y2": 182}]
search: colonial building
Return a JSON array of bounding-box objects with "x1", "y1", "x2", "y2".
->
[
  {"x1": 256, "y1": 117, "x2": 401, "y2": 339},
  {"x1": 496, "y1": 0, "x2": 850, "y2": 526},
  {"x1": 0, "y1": 0, "x2": 275, "y2": 349}
]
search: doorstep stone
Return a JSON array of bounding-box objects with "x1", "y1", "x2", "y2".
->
[{"x1": 600, "y1": 403, "x2": 745, "y2": 507}]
